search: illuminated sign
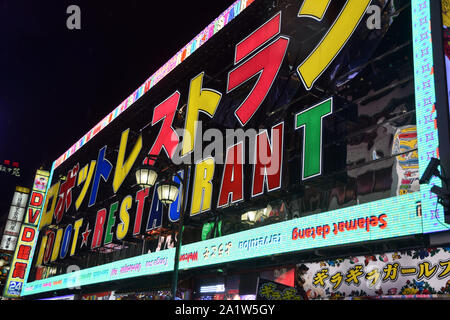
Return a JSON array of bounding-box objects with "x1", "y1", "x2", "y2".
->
[
  {"x1": 3, "y1": 170, "x2": 49, "y2": 298},
  {"x1": 297, "y1": 247, "x2": 450, "y2": 299},
  {"x1": 38, "y1": 294, "x2": 75, "y2": 300},
  {"x1": 22, "y1": 192, "x2": 426, "y2": 296},
  {"x1": 0, "y1": 187, "x2": 30, "y2": 252},
  {"x1": 21, "y1": 0, "x2": 450, "y2": 296},
  {"x1": 200, "y1": 284, "x2": 226, "y2": 293},
  {"x1": 0, "y1": 160, "x2": 21, "y2": 177}
]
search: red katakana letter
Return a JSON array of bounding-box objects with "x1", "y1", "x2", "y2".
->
[
  {"x1": 144, "y1": 91, "x2": 180, "y2": 165},
  {"x1": 227, "y1": 12, "x2": 289, "y2": 126},
  {"x1": 54, "y1": 164, "x2": 79, "y2": 223}
]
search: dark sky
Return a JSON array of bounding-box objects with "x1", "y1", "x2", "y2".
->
[{"x1": 0, "y1": 0, "x2": 236, "y2": 217}]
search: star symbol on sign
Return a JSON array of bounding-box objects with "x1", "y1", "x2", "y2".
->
[{"x1": 81, "y1": 223, "x2": 91, "y2": 248}]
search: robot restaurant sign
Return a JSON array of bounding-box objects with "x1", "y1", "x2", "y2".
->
[{"x1": 36, "y1": 1, "x2": 376, "y2": 265}]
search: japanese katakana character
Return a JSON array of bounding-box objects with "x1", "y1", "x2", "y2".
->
[
  {"x1": 144, "y1": 92, "x2": 180, "y2": 165},
  {"x1": 113, "y1": 129, "x2": 142, "y2": 193},
  {"x1": 203, "y1": 247, "x2": 210, "y2": 260},
  {"x1": 345, "y1": 265, "x2": 364, "y2": 286},
  {"x1": 417, "y1": 262, "x2": 437, "y2": 280},
  {"x1": 282, "y1": 288, "x2": 302, "y2": 300},
  {"x1": 296, "y1": 0, "x2": 372, "y2": 90},
  {"x1": 383, "y1": 263, "x2": 400, "y2": 282},
  {"x1": 88, "y1": 146, "x2": 113, "y2": 207},
  {"x1": 75, "y1": 160, "x2": 96, "y2": 210},
  {"x1": 225, "y1": 242, "x2": 232, "y2": 255},
  {"x1": 438, "y1": 260, "x2": 450, "y2": 279},
  {"x1": 54, "y1": 164, "x2": 80, "y2": 223},
  {"x1": 313, "y1": 268, "x2": 329, "y2": 287},
  {"x1": 400, "y1": 267, "x2": 417, "y2": 276},
  {"x1": 330, "y1": 272, "x2": 344, "y2": 291},
  {"x1": 210, "y1": 245, "x2": 217, "y2": 258},
  {"x1": 259, "y1": 283, "x2": 277, "y2": 299},
  {"x1": 365, "y1": 268, "x2": 381, "y2": 288},
  {"x1": 181, "y1": 73, "x2": 221, "y2": 157},
  {"x1": 227, "y1": 12, "x2": 289, "y2": 126}
]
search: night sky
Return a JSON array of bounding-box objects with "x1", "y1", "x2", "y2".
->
[{"x1": 0, "y1": 0, "x2": 236, "y2": 217}]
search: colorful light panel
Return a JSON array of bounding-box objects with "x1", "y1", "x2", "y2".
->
[{"x1": 20, "y1": 0, "x2": 450, "y2": 297}]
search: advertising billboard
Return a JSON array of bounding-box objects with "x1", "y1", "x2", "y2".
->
[
  {"x1": 3, "y1": 170, "x2": 50, "y2": 298},
  {"x1": 292, "y1": 247, "x2": 450, "y2": 299},
  {"x1": 0, "y1": 187, "x2": 30, "y2": 252},
  {"x1": 21, "y1": 0, "x2": 450, "y2": 295}
]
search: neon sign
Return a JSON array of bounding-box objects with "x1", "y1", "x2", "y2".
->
[{"x1": 21, "y1": 0, "x2": 450, "y2": 297}]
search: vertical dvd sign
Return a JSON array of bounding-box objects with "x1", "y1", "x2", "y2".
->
[{"x1": 3, "y1": 170, "x2": 49, "y2": 298}]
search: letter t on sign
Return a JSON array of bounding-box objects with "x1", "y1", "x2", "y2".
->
[{"x1": 295, "y1": 98, "x2": 333, "y2": 180}]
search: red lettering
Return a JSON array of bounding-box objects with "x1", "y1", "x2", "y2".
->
[
  {"x1": 228, "y1": 13, "x2": 288, "y2": 125},
  {"x1": 358, "y1": 218, "x2": 365, "y2": 229},
  {"x1": 134, "y1": 188, "x2": 150, "y2": 235},
  {"x1": 91, "y1": 209, "x2": 107, "y2": 249},
  {"x1": 21, "y1": 227, "x2": 35, "y2": 242},
  {"x1": 144, "y1": 92, "x2": 180, "y2": 166},
  {"x1": 292, "y1": 228, "x2": 298, "y2": 240},
  {"x1": 252, "y1": 123, "x2": 284, "y2": 197},
  {"x1": 378, "y1": 214, "x2": 388, "y2": 229},
  {"x1": 27, "y1": 208, "x2": 40, "y2": 225},
  {"x1": 43, "y1": 230, "x2": 55, "y2": 264},
  {"x1": 218, "y1": 142, "x2": 244, "y2": 207},
  {"x1": 30, "y1": 192, "x2": 43, "y2": 207}
]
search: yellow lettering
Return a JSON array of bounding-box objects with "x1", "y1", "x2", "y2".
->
[
  {"x1": 70, "y1": 218, "x2": 83, "y2": 256},
  {"x1": 191, "y1": 157, "x2": 215, "y2": 216},
  {"x1": 113, "y1": 129, "x2": 142, "y2": 193},
  {"x1": 116, "y1": 195, "x2": 132, "y2": 240},
  {"x1": 298, "y1": 0, "x2": 331, "y2": 21},
  {"x1": 182, "y1": 72, "x2": 222, "y2": 156},
  {"x1": 297, "y1": 0, "x2": 371, "y2": 90},
  {"x1": 75, "y1": 160, "x2": 96, "y2": 210}
]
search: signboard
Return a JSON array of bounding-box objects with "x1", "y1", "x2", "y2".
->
[
  {"x1": 442, "y1": 0, "x2": 450, "y2": 114},
  {"x1": 22, "y1": 0, "x2": 450, "y2": 294},
  {"x1": 256, "y1": 278, "x2": 303, "y2": 300},
  {"x1": 3, "y1": 170, "x2": 49, "y2": 298},
  {"x1": 0, "y1": 236, "x2": 18, "y2": 252},
  {"x1": 22, "y1": 192, "x2": 427, "y2": 296},
  {"x1": 0, "y1": 159, "x2": 20, "y2": 177},
  {"x1": 22, "y1": 249, "x2": 174, "y2": 296},
  {"x1": 296, "y1": 247, "x2": 450, "y2": 299},
  {"x1": 3, "y1": 220, "x2": 22, "y2": 238},
  {"x1": 0, "y1": 187, "x2": 30, "y2": 252},
  {"x1": 38, "y1": 294, "x2": 75, "y2": 300}
]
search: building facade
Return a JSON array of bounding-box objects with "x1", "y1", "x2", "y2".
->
[{"x1": 11, "y1": 0, "x2": 450, "y2": 300}]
